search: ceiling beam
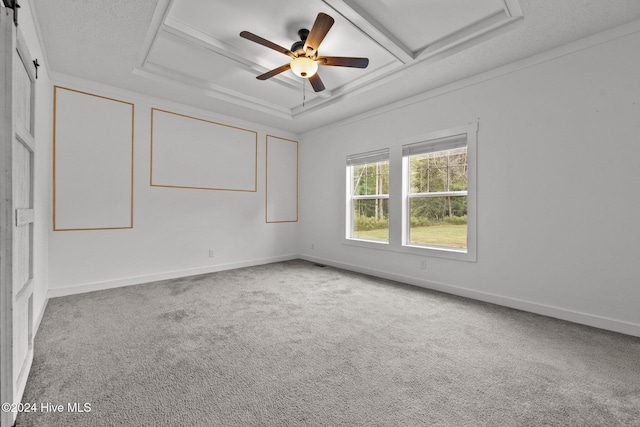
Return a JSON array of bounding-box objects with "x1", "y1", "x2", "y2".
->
[
  {"x1": 323, "y1": 0, "x2": 415, "y2": 64},
  {"x1": 502, "y1": 0, "x2": 524, "y2": 18},
  {"x1": 136, "y1": 0, "x2": 174, "y2": 68},
  {"x1": 415, "y1": 9, "x2": 512, "y2": 60}
]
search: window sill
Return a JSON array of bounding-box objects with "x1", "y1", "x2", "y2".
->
[
  {"x1": 344, "y1": 238, "x2": 389, "y2": 250},
  {"x1": 343, "y1": 238, "x2": 476, "y2": 262}
]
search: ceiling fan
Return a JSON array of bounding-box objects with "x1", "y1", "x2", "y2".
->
[{"x1": 240, "y1": 12, "x2": 369, "y2": 92}]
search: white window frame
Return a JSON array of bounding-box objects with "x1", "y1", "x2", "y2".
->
[
  {"x1": 345, "y1": 149, "x2": 390, "y2": 245},
  {"x1": 401, "y1": 124, "x2": 477, "y2": 262}
]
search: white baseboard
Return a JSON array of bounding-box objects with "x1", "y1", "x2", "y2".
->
[
  {"x1": 300, "y1": 254, "x2": 640, "y2": 338},
  {"x1": 47, "y1": 254, "x2": 298, "y2": 299}
]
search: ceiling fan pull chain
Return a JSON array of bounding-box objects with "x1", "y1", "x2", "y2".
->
[{"x1": 302, "y1": 78, "x2": 306, "y2": 107}]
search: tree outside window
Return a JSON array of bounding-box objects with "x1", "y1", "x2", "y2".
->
[
  {"x1": 403, "y1": 134, "x2": 468, "y2": 249},
  {"x1": 346, "y1": 150, "x2": 389, "y2": 243}
]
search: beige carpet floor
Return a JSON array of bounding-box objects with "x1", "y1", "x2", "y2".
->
[{"x1": 15, "y1": 260, "x2": 640, "y2": 426}]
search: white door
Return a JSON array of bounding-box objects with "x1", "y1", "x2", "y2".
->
[{"x1": 1, "y1": 9, "x2": 37, "y2": 427}]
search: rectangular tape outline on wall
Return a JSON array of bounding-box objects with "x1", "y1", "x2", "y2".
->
[
  {"x1": 266, "y1": 135, "x2": 299, "y2": 223},
  {"x1": 53, "y1": 86, "x2": 135, "y2": 231},
  {"x1": 150, "y1": 108, "x2": 258, "y2": 192}
]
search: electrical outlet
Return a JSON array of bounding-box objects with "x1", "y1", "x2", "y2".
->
[
  {"x1": 420, "y1": 259, "x2": 427, "y2": 270},
  {"x1": 208, "y1": 250, "x2": 214, "y2": 258}
]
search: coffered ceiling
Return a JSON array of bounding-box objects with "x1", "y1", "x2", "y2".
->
[{"x1": 31, "y1": 0, "x2": 640, "y2": 133}]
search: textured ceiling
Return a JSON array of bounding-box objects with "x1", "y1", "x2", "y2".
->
[{"x1": 31, "y1": 0, "x2": 640, "y2": 134}]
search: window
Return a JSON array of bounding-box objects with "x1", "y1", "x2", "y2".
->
[
  {"x1": 346, "y1": 149, "x2": 389, "y2": 243},
  {"x1": 402, "y1": 129, "x2": 474, "y2": 255},
  {"x1": 344, "y1": 124, "x2": 476, "y2": 261}
]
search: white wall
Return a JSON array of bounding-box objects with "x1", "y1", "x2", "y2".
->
[
  {"x1": 298, "y1": 25, "x2": 640, "y2": 336},
  {"x1": 47, "y1": 76, "x2": 299, "y2": 296}
]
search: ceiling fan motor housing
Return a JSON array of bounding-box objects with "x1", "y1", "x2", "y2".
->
[{"x1": 291, "y1": 29, "x2": 310, "y2": 54}]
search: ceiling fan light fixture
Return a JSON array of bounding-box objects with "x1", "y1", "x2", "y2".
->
[
  {"x1": 290, "y1": 56, "x2": 318, "y2": 78},
  {"x1": 241, "y1": 13, "x2": 366, "y2": 92}
]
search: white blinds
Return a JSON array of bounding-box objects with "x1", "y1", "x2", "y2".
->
[
  {"x1": 402, "y1": 133, "x2": 467, "y2": 157},
  {"x1": 346, "y1": 148, "x2": 389, "y2": 166}
]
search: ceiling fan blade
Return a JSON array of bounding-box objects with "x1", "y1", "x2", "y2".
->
[
  {"x1": 304, "y1": 13, "x2": 334, "y2": 52},
  {"x1": 257, "y1": 63, "x2": 291, "y2": 80},
  {"x1": 240, "y1": 31, "x2": 295, "y2": 58},
  {"x1": 318, "y1": 56, "x2": 369, "y2": 68},
  {"x1": 308, "y1": 73, "x2": 325, "y2": 92}
]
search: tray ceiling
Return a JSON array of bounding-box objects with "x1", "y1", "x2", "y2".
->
[
  {"x1": 137, "y1": 0, "x2": 520, "y2": 119},
  {"x1": 30, "y1": 0, "x2": 640, "y2": 133}
]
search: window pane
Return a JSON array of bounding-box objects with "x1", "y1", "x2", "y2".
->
[
  {"x1": 409, "y1": 196, "x2": 467, "y2": 248},
  {"x1": 352, "y1": 198, "x2": 389, "y2": 242},
  {"x1": 448, "y1": 149, "x2": 467, "y2": 191},
  {"x1": 409, "y1": 148, "x2": 467, "y2": 193},
  {"x1": 353, "y1": 161, "x2": 389, "y2": 196}
]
